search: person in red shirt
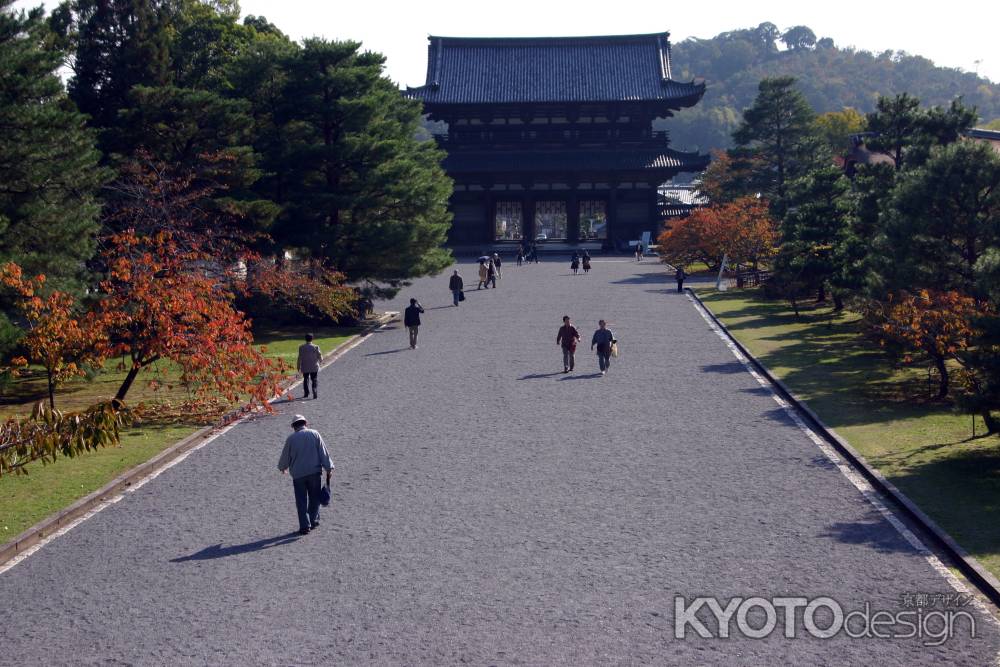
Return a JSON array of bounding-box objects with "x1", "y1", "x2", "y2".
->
[{"x1": 556, "y1": 315, "x2": 581, "y2": 373}]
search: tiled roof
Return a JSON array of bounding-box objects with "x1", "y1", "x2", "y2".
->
[
  {"x1": 442, "y1": 147, "x2": 710, "y2": 174},
  {"x1": 406, "y1": 33, "x2": 705, "y2": 106}
]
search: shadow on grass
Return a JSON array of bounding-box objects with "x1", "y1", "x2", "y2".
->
[
  {"x1": 170, "y1": 532, "x2": 301, "y2": 562},
  {"x1": 884, "y1": 446, "x2": 1000, "y2": 564}
]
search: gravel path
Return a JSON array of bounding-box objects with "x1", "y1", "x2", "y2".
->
[{"x1": 1, "y1": 258, "x2": 998, "y2": 665}]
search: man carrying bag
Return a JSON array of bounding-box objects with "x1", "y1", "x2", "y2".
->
[{"x1": 278, "y1": 415, "x2": 334, "y2": 535}]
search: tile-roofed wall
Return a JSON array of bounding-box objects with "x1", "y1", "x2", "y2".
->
[{"x1": 408, "y1": 33, "x2": 703, "y2": 105}]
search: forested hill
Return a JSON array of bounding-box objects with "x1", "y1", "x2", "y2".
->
[{"x1": 662, "y1": 22, "x2": 1000, "y2": 154}]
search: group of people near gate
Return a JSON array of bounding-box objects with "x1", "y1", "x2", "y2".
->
[
  {"x1": 557, "y1": 315, "x2": 617, "y2": 376},
  {"x1": 569, "y1": 250, "x2": 592, "y2": 275}
]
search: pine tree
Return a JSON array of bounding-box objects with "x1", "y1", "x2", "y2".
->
[
  {"x1": 270, "y1": 39, "x2": 452, "y2": 284},
  {"x1": 731, "y1": 76, "x2": 825, "y2": 220},
  {"x1": 0, "y1": 0, "x2": 107, "y2": 288},
  {"x1": 65, "y1": 0, "x2": 171, "y2": 148},
  {"x1": 773, "y1": 166, "x2": 852, "y2": 309}
]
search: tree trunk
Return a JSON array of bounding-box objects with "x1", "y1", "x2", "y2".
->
[
  {"x1": 46, "y1": 369, "x2": 55, "y2": 410},
  {"x1": 933, "y1": 356, "x2": 949, "y2": 399},
  {"x1": 983, "y1": 411, "x2": 1000, "y2": 434},
  {"x1": 115, "y1": 365, "x2": 142, "y2": 402},
  {"x1": 833, "y1": 293, "x2": 844, "y2": 312},
  {"x1": 816, "y1": 283, "x2": 826, "y2": 303}
]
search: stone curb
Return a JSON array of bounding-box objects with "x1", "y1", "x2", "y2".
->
[
  {"x1": 687, "y1": 288, "x2": 1000, "y2": 610},
  {"x1": 0, "y1": 312, "x2": 397, "y2": 567}
]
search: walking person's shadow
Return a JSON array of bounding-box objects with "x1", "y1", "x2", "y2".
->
[{"x1": 170, "y1": 532, "x2": 301, "y2": 562}]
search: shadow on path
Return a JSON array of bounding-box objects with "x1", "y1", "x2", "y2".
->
[
  {"x1": 518, "y1": 372, "x2": 565, "y2": 380},
  {"x1": 171, "y1": 532, "x2": 301, "y2": 562},
  {"x1": 365, "y1": 348, "x2": 409, "y2": 357},
  {"x1": 559, "y1": 373, "x2": 604, "y2": 380},
  {"x1": 818, "y1": 521, "x2": 913, "y2": 554}
]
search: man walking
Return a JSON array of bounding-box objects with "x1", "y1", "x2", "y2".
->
[
  {"x1": 278, "y1": 415, "x2": 333, "y2": 535},
  {"x1": 296, "y1": 333, "x2": 323, "y2": 400},
  {"x1": 449, "y1": 269, "x2": 464, "y2": 306},
  {"x1": 675, "y1": 266, "x2": 687, "y2": 293},
  {"x1": 404, "y1": 298, "x2": 424, "y2": 349},
  {"x1": 556, "y1": 315, "x2": 580, "y2": 373},
  {"x1": 493, "y1": 252, "x2": 503, "y2": 279},
  {"x1": 591, "y1": 319, "x2": 616, "y2": 376}
]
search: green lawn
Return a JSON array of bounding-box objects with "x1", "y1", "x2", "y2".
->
[
  {"x1": 0, "y1": 325, "x2": 357, "y2": 539},
  {"x1": 697, "y1": 287, "x2": 1000, "y2": 577}
]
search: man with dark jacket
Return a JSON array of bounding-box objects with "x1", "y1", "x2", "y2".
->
[
  {"x1": 404, "y1": 298, "x2": 424, "y2": 349},
  {"x1": 449, "y1": 270, "x2": 464, "y2": 306},
  {"x1": 591, "y1": 319, "x2": 616, "y2": 376},
  {"x1": 675, "y1": 266, "x2": 687, "y2": 292},
  {"x1": 278, "y1": 415, "x2": 334, "y2": 535},
  {"x1": 556, "y1": 315, "x2": 581, "y2": 373}
]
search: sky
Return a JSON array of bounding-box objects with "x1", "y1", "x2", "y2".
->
[
  {"x1": 237, "y1": 0, "x2": 1000, "y2": 86},
  {"x1": 11, "y1": 0, "x2": 999, "y2": 85}
]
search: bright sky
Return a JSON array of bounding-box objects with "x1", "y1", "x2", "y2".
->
[
  {"x1": 12, "y1": 0, "x2": 999, "y2": 84},
  {"x1": 238, "y1": 0, "x2": 1000, "y2": 86}
]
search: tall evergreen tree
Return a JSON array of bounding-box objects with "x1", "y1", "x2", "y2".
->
[
  {"x1": 884, "y1": 141, "x2": 1000, "y2": 296},
  {"x1": 63, "y1": 0, "x2": 171, "y2": 147},
  {"x1": 774, "y1": 165, "x2": 852, "y2": 308},
  {"x1": 270, "y1": 39, "x2": 452, "y2": 284},
  {"x1": 731, "y1": 76, "x2": 825, "y2": 219},
  {"x1": 0, "y1": 0, "x2": 107, "y2": 287}
]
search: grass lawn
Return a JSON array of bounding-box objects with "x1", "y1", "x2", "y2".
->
[
  {"x1": 696, "y1": 287, "x2": 1000, "y2": 578},
  {"x1": 0, "y1": 324, "x2": 358, "y2": 539}
]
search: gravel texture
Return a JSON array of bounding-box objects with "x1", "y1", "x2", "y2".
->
[{"x1": 0, "y1": 257, "x2": 998, "y2": 665}]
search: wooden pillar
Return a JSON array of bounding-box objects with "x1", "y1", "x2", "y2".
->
[
  {"x1": 484, "y1": 191, "x2": 495, "y2": 244},
  {"x1": 524, "y1": 193, "x2": 536, "y2": 242},
  {"x1": 608, "y1": 182, "x2": 619, "y2": 247},
  {"x1": 567, "y1": 189, "x2": 580, "y2": 243}
]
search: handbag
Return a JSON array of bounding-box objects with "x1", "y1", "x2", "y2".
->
[
  {"x1": 611, "y1": 341, "x2": 619, "y2": 358},
  {"x1": 458, "y1": 290, "x2": 465, "y2": 301},
  {"x1": 315, "y1": 435, "x2": 331, "y2": 507}
]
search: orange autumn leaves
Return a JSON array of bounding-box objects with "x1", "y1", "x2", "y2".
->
[
  {"x1": 657, "y1": 196, "x2": 778, "y2": 270},
  {"x1": 0, "y1": 264, "x2": 105, "y2": 408},
  {"x1": 864, "y1": 289, "x2": 983, "y2": 399}
]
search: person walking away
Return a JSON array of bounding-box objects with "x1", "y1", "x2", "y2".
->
[
  {"x1": 404, "y1": 298, "x2": 424, "y2": 349},
  {"x1": 486, "y1": 259, "x2": 498, "y2": 288},
  {"x1": 591, "y1": 320, "x2": 616, "y2": 376},
  {"x1": 493, "y1": 252, "x2": 503, "y2": 279},
  {"x1": 556, "y1": 315, "x2": 581, "y2": 373},
  {"x1": 477, "y1": 260, "x2": 488, "y2": 289},
  {"x1": 635, "y1": 243, "x2": 643, "y2": 262},
  {"x1": 582, "y1": 250, "x2": 591, "y2": 274},
  {"x1": 570, "y1": 252, "x2": 580, "y2": 275},
  {"x1": 278, "y1": 415, "x2": 333, "y2": 535},
  {"x1": 675, "y1": 266, "x2": 687, "y2": 293},
  {"x1": 449, "y1": 269, "x2": 464, "y2": 306},
  {"x1": 517, "y1": 246, "x2": 524, "y2": 266},
  {"x1": 532, "y1": 242, "x2": 540, "y2": 264},
  {"x1": 296, "y1": 333, "x2": 323, "y2": 400}
]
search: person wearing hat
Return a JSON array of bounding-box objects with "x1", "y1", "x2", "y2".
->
[{"x1": 277, "y1": 414, "x2": 334, "y2": 535}]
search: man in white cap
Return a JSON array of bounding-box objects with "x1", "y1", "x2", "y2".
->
[{"x1": 277, "y1": 414, "x2": 334, "y2": 535}]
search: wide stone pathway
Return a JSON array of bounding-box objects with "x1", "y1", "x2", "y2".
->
[{"x1": 1, "y1": 258, "x2": 998, "y2": 665}]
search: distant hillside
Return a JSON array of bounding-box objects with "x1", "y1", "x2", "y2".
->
[{"x1": 662, "y1": 23, "x2": 1000, "y2": 154}]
